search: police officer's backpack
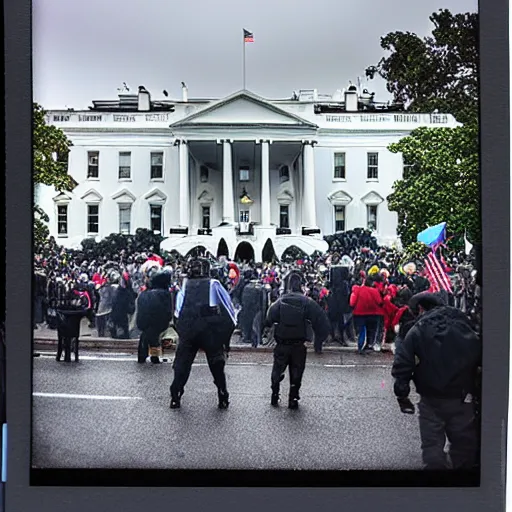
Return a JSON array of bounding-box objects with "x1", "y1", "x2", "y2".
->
[{"x1": 274, "y1": 296, "x2": 307, "y2": 341}]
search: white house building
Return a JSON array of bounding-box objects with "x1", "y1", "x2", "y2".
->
[{"x1": 36, "y1": 83, "x2": 458, "y2": 262}]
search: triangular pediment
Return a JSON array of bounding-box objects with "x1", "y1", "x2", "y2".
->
[
  {"x1": 80, "y1": 189, "x2": 103, "y2": 202},
  {"x1": 328, "y1": 189, "x2": 352, "y2": 206},
  {"x1": 111, "y1": 188, "x2": 136, "y2": 203},
  {"x1": 361, "y1": 191, "x2": 384, "y2": 205},
  {"x1": 53, "y1": 191, "x2": 73, "y2": 203},
  {"x1": 171, "y1": 90, "x2": 318, "y2": 128},
  {"x1": 143, "y1": 187, "x2": 167, "y2": 203}
]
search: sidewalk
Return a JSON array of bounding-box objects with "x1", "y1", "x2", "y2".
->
[{"x1": 32, "y1": 319, "x2": 368, "y2": 354}]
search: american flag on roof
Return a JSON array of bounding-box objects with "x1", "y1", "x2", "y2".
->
[{"x1": 243, "y1": 29, "x2": 254, "y2": 43}]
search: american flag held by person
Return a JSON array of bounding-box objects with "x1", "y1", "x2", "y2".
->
[{"x1": 424, "y1": 249, "x2": 453, "y2": 293}]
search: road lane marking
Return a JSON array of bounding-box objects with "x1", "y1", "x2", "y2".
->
[
  {"x1": 33, "y1": 392, "x2": 142, "y2": 400},
  {"x1": 33, "y1": 353, "x2": 392, "y2": 368}
]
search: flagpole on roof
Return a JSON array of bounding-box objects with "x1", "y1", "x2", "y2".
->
[
  {"x1": 243, "y1": 29, "x2": 246, "y2": 90},
  {"x1": 242, "y1": 29, "x2": 253, "y2": 90}
]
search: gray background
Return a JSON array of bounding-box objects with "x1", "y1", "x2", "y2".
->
[
  {"x1": 5, "y1": 0, "x2": 510, "y2": 510},
  {"x1": 33, "y1": 0, "x2": 476, "y2": 108}
]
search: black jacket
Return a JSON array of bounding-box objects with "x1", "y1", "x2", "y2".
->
[
  {"x1": 392, "y1": 305, "x2": 481, "y2": 399},
  {"x1": 110, "y1": 286, "x2": 136, "y2": 324},
  {"x1": 266, "y1": 292, "x2": 330, "y2": 344},
  {"x1": 136, "y1": 288, "x2": 173, "y2": 334}
]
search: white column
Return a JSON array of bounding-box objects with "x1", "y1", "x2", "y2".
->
[
  {"x1": 302, "y1": 141, "x2": 317, "y2": 227},
  {"x1": 260, "y1": 140, "x2": 271, "y2": 225},
  {"x1": 222, "y1": 140, "x2": 235, "y2": 223},
  {"x1": 179, "y1": 140, "x2": 190, "y2": 227}
]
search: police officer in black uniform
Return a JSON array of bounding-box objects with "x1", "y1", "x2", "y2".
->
[
  {"x1": 170, "y1": 258, "x2": 236, "y2": 410},
  {"x1": 265, "y1": 272, "x2": 330, "y2": 409},
  {"x1": 391, "y1": 292, "x2": 481, "y2": 470}
]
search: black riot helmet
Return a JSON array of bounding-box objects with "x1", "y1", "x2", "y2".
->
[
  {"x1": 284, "y1": 271, "x2": 304, "y2": 293},
  {"x1": 187, "y1": 257, "x2": 210, "y2": 279},
  {"x1": 149, "y1": 270, "x2": 172, "y2": 290}
]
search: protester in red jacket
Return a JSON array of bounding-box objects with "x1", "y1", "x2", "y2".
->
[{"x1": 350, "y1": 279, "x2": 384, "y2": 354}]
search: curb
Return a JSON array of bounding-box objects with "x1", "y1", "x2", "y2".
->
[{"x1": 32, "y1": 337, "x2": 362, "y2": 354}]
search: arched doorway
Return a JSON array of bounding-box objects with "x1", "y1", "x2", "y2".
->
[
  {"x1": 234, "y1": 242, "x2": 255, "y2": 263},
  {"x1": 217, "y1": 238, "x2": 229, "y2": 259},
  {"x1": 186, "y1": 245, "x2": 207, "y2": 258},
  {"x1": 262, "y1": 238, "x2": 277, "y2": 263},
  {"x1": 281, "y1": 245, "x2": 308, "y2": 262}
]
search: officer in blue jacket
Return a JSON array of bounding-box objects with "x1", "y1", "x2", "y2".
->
[{"x1": 170, "y1": 258, "x2": 236, "y2": 410}]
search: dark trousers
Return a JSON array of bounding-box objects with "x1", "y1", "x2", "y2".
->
[
  {"x1": 86, "y1": 309, "x2": 95, "y2": 328},
  {"x1": 113, "y1": 318, "x2": 129, "y2": 339},
  {"x1": 329, "y1": 313, "x2": 352, "y2": 342},
  {"x1": 418, "y1": 396, "x2": 478, "y2": 470},
  {"x1": 375, "y1": 315, "x2": 385, "y2": 346},
  {"x1": 34, "y1": 296, "x2": 45, "y2": 325},
  {"x1": 170, "y1": 329, "x2": 227, "y2": 398},
  {"x1": 96, "y1": 314, "x2": 115, "y2": 338},
  {"x1": 271, "y1": 342, "x2": 307, "y2": 399},
  {"x1": 138, "y1": 328, "x2": 163, "y2": 361},
  {"x1": 353, "y1": 315, "x2": 379, "y2": 351}
]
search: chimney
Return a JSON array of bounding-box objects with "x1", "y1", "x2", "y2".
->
[
  {"x1": 181, "y1": 82, "x2": 188, "y2": 102},
  {"x1": 138, "y1": 86, "x2": 151, "y2": 111},
  {"x1": 313, "y1": 89, "x2": 318, "y2": 101},
  {"x1": 344, "y1": 84, "x2": 358, "y2": 112}
]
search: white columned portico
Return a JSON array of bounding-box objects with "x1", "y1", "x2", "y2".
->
[
  {"x1": 178, "y1": 139, "x2": 190, "y2": 227},
  {"x1": 222, "y1": 139, "x2": 235, "y2": 223},
  {"x1": 260, "y1": 140, "x2": 271, "y2": 226},
  {"x1": 302, "y1": 141, "x2": 317, "y2": 227}
]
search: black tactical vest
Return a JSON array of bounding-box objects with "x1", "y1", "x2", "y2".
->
[
  {"x1": 274, "y1": 293, "x2": 308, "y2": 342},
  {"x1": 176, "y1": 278, "x2": 214, "y2": 339}
]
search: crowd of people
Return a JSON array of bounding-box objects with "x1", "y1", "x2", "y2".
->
[
  {"x1": 32, "y1": 229, "x2": 482, "y2": 469},
  {"x1": 33, "y1": 229, "x2": 481, "y2": 359}
]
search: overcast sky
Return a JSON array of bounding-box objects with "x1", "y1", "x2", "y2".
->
[{"x1": 33, "y1": 0, "x2": 477, "y2": 110}]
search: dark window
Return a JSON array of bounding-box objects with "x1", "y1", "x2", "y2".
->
[
  {"x1": 279, "y1": 165, "x2": 290, "y2": 184},
  {"x1": 119, "y1": 152, "x2": 131, "y2": 179},
  {"x1": 334, "y1": 205, "x2": 345, "y2": 232},
  {"x1": 87, "y1": 151, "x2": 99, "y2": 178},
  {"x1": 150, "y1": 152, "x2": 164, "y2": 180},
  {"x1": 87, "y1": 204, "x2": 99, "y2": 234},
  {"x1": 200, "y1": 166, "x2": 209, "y2": 183},
  {"x1": 57, "y1": 205, "x2": 68, "y2": 235},
  {"x1": 279, "y1": 205, "x2": 289, "y2": 228},
  {"x1": 367, "y1": 205, "x2": 378, "y2": 231},
  {"x1": 333, "y1": 153, "x2": 346, "y2": 179},
  {"x1": 202, "y1": 206, "x2": 210, "y2": 229},
  {"x1": 367, "y1": 153, "x2": 378, "y2": 179},
  {"x1": 150, "y1": 205, "x2": 162, "y2": 234},
  {"x1": 239, "y1": 166, "x2": 250, "y2": 182},
  {"x1": 239, "y1": 210, "x2": 249, "y2": 223},
  {"x1": 119, "y1": 204, "x2": 131, "y2": 234}
]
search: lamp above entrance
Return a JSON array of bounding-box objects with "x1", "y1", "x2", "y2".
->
[{"x1": 240, "y1": 188, "x2": 254, "y2": 204}]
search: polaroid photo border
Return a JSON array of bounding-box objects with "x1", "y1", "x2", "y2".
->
[{"x1": 5, "y1": 0, "x2": 509, "y2": 510}]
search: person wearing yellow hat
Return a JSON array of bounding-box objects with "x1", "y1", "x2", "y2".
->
[{"x1": 368, "y1": 265, "x2": 380, "y2": 276}]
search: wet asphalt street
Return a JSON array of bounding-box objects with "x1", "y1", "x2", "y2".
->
[{"x1": 32, "y1": 350, "x2": 422, "y2": 470}]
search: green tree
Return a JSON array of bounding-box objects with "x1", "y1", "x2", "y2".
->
[
  {"x1": 387, "y1": 123, "x2": 479, "y2": 249},
  {"x1": 33, "y1": 103, "x2": 75, "y2": 247},
  {"x1": 366, "y1": 9, "x2": 480, "y2": 251},
  {"x1": 368, "y1": 9, "x2": 478, "y2": 125}
]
